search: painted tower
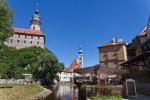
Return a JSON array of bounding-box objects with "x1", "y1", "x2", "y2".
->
[
  {"x1": 77, "y1": 46, "x2": 83, "y2": 68},
  {"x1": 30, "y1": 4, "x2": 41, "y2": 30}
]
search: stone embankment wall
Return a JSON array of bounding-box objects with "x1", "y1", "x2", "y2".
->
[{"x1": 33, "y1": 86, "x2": 52, "y2": 100}]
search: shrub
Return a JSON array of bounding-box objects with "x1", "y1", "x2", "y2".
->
[
  {"x1": 94, "y1": 84, "x2": 101, "y2": 89},
  {"x1": 105, "y1": 85, "x2": 112, "y2": 94},
  {"x1": 80, "y1": 84, "x2": 86, "y2": 90}
]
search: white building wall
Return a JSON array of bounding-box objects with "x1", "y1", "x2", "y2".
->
[
  {"x1": 5, "y1": 33, "x2": 44, "y2": 48},
  {"x1": 57, "y1": 72, "x2": 73, "y2": 82}
]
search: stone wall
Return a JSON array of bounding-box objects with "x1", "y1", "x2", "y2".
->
[
  {"x1": 33, "y1": 86, "x2": 52, "y2": 100},
  {"x1": 0, "y1": 79, "x2": 24, "y2": 84},
  {"x1": 136, "y1": 83, "x2": 150, "y2": 96}
]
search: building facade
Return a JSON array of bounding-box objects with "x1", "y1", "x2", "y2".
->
[
  {"x1": 120, "y1": 16, "x2": 150, "y2": 96},
  {"x1": 98, "y1": 38, "x2": 128, "y2": 68},
  {"x1": 57, "y1": 59, "x2": 81, "y2": 82},
  {"x1": 57, "y1": 68, "x2": 74, "y2": 82},
  {"x1": 5, "y1": 9, "x2": 45, "y2": 48}
]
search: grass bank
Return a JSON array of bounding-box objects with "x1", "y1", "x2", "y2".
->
[
  {"x1": 0, "y1": 83, "x2": 43, "y2": 100},
  {"x1": 92, "y1": 96, "x2": 122, "y2": 100}
]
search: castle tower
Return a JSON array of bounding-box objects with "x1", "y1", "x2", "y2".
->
[
  {"x1": 77, "y1": 46, "x2": 83, "y2": 68},
  {"x1": 30, "y1": 4, "x2": 41, "y2": 30}
]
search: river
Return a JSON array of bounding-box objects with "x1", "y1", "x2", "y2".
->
[{"x1": 45, "y1": 84, "x2": 78, "y2": 100}]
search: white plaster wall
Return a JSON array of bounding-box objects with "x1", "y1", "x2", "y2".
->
[
  {"x1": 57, "y1": 72, "x2": 73, "y2": 82},
  {"x1": 5, "y1": 33, "x2": 44, "y2": 48}
]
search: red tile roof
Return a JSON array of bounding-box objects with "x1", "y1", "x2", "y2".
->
[
  {"x1": 62, "y1": 68, "x2": 73, "y2": 73},
  {"x1": 69, "y1": 59, "x2": 79, "y2": 70},
  {"x1": 13, "y1": 27, "x2": 44, "y2": 36},
  {"x1": 99, "y1": 41, "x2": 113, "y2": 47}
]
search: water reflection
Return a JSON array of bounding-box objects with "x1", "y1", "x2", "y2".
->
[{"x1": 45, "y1": 85, "x2": 78, "y2": 100}]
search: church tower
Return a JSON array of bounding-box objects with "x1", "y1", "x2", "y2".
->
[
  {"x1": 77, "y1": 46, "x2": 83, "y2": 68},
  {"x1": 30, "y1": 4, "x2": 41, "y2": 30}
]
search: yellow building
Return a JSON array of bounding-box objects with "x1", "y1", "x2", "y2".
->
[{"x1": 98, "y1": 38, "x2": 128, "y2": 68}]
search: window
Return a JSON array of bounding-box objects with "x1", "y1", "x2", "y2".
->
[
  {"x1": 11, "y1": 39, "x2": 13, "y2": 42},
  {"x1": 17, "y1": 40, "x2": 20, "y2": 43},
  {"x1": 24, "y1": 40, "x2": 26, "y2": 43},
  {"x1": 33, "y1": 26, "x2": 35, "y2": 30},
  {"x1": 104, "y1": 54, "x2": 108, "y2": 61},
  {"x1": 104, "y1": 62, "x2": 108, "y2": 67},
  {"x1": 25, "y1": 35, "x2": 27, "y2": 38},
  {"x1": 113, "y1": 54, "x2": 118, "y2": 60},
  {"x1": 114, "y1": 47, "x2": 118, "y2": 52},
  {"x1": 37, "y1": 42, "x2": 39, "y2": 45},
  {"x1": 79, "y1": 62, "x2": 82, "y2": 65},
  {"x1": 30, "y1": 41, "x2": 33, "y2": 44},
  {"x1": 114, "y1": 61, "x2": 118, "y2": 68},
  {"x1": 104, "y1": 48, "x2": 107, "y2": 53},
  {"x1": 18, "y1": 35, "x2": 20, "y2": 38},
  {"x1": 31, "y1": 36, "x2": 33, "y2": 39},
  {"x1": 38, "y1": 36, "x2": 40, "y2": 40}
]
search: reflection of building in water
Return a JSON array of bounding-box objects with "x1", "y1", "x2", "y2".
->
[{"x1": 56, "y1": 86, "x2": 78, "y2": 100}]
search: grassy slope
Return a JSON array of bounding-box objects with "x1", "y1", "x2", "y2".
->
[{"x1": 0, "y1": 83, "x2": 43, "y2": 100}]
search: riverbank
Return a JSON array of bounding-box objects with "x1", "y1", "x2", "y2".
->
[{"x1": 0, "y1": 83, "x2": 52, "y2": 100}]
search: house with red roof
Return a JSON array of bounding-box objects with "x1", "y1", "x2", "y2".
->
[
  {"x1": 57, "y1": 47, "x2": 82, "y2": 82},
  {"x1": 98, "y1": 38, "x2": 128, "y2": 68},
  {"x1": 4, "y1": 9, "x2": 45, "y2": 48},
  {"x1": 69, "y1": 59, "x2": 80, "y2": 70}
]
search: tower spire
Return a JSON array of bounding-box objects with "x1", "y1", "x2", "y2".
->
[
  {"x1": 30, "y1": 3, "x2": 41, "y2": 30},
  {"x1": 36, "y1": 3, "x2": 39, "y2": 10},
  {"x1": 77, "y1": 46, "x2": 83, "y2": 68}
]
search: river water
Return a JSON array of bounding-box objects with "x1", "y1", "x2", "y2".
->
[{"x1": 45, "y1": 84, "x2": 78, "y2": 100}]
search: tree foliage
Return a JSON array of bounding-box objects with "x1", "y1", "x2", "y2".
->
[
  {"x1": 0, "y1": 0, "x2": 14, "y2": 42},
  {"x1": 0, "y1": 45, "x2": 64, "y2": 84}
]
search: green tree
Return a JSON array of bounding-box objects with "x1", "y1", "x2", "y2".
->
[
  {"x1": 34, "y1": 49, "x2": 64, "y2": 84},
  {"x1": 0, "y1": 0, "x2": 14, "y2": 43},
  {"x1": 0, "y1": 44, "x2": 17, "y2": 78}
]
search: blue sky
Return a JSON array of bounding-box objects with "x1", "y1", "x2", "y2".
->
[{"x1": 8, "y1": 0, "x2": 150, "y2": 67}]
